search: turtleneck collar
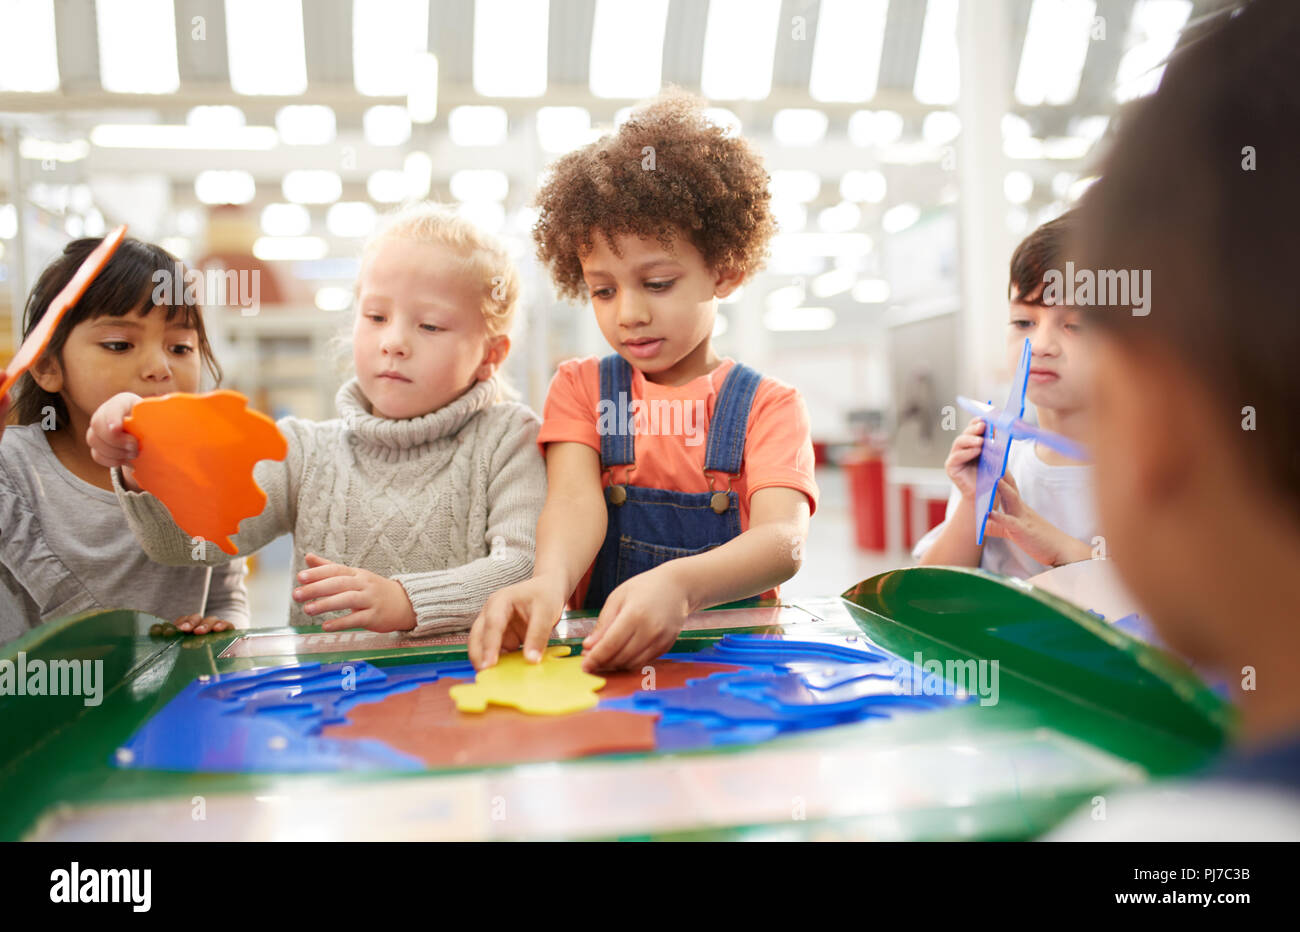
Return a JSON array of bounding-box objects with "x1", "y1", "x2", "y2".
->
[{"x1": 336, "y1": 376, "x2": 497, "y2": 456}]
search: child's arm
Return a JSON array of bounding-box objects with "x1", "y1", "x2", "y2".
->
[
  {"x1": 917, "y1": 417, "x2": 986, "y2": 567},
  {"x1": 578, "y1": 486, "x2": 810, "y2": 672},
  {"x1": 329, "y1": 410, "x2": 547, "y2": 635},
  {"x1": 89, "y1": 392, "x2": 301, "y2": 567},
  {"x1": 468, "y1": 440, "x2": 606, "y2": 669}
]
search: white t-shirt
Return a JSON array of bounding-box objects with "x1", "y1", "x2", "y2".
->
[{"x1": 912, "y1": 438, "x2": 1096, "y2": 578}]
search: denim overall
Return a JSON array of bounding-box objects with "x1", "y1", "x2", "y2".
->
[{"x1": 583, "y1": 354, "x2": 763, "y2": 610}]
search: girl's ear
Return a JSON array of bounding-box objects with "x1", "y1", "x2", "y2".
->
[
  {"x1": 713, "y1": 266, "x2": 745, "y2": 300},
  {"x1": 30, "y1": 352, "x2": 64, "y2": 394},
  {"x1": 476, "y1": 334, "x2": 511, "y2": 381}
]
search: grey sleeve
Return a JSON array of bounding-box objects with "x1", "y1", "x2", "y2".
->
[
  {"x1": 0, "y1": 454, "x2": 89, "y2": 625},
  {"x1": 393, "y1": 409, "x2": 546, "y2": 635},
  {"x1": 111, "y1": 418, "x2": 306, "y2": 567}
]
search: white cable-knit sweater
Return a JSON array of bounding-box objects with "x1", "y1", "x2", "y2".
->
[{"x1": 111, "y1": 376, "x2": 546, "y2": 635}]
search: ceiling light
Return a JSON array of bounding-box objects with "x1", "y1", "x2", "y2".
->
[{"x1": 590, "y1": 0, "x2": 668, "y2": 98}]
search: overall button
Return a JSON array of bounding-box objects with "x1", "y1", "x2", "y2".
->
[
  {"x1": 606, "y1": 484, "x2": 628, "y2": 506},
  {"x1": 710, "y1": 491, "x2": 730, "y2": 514}
]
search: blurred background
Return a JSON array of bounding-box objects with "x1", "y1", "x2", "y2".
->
[{"x1": 0, "y1": 0, "x2": 1217, "y2": 624}]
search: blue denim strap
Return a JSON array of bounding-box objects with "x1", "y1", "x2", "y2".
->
[
  {"x1": 598, "y1": 353, "x2": 635, "y2": 468},
  {"x1": 703, "y1": 363, "x2": 762, "y2": 476}
]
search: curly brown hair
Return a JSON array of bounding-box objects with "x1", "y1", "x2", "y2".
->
[{"x1": 532, "y1": 89, "x2": 777, "y2": 302}]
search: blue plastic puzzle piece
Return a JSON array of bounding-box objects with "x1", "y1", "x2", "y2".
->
[
  {"x1": 775, "y1": 660, "x2": 900, "y2": 689},
  {"x1": 618, "y1": 678, "x2": 875, "y2": 728},
  {"x1": 654, "y1": 716, "x2": 783, "y2": 751},
  {"x1": 700, "y1": 634, "x2": 891, "y2": 664},
  {"x1": 658, "y1": 651, "x2": 790, "y2": 675},
  {"x1": 115, "y1": 658, "x2": 471, "y2": 771},
  {"x1": 223, "y1": 663, "x2": 449, "y2": 734},
  {"x1": 717, "y1": 670, "x2": 948, "y2": 711},
  {"x1": 201, "y1": 661, "x2": 386, "y2": 701}
]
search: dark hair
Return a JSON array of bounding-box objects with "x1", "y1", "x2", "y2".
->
[
  {"x1": 1075, "y1": 0, "x2": 1300, "y2": 518},
  {"x1": 532, "y1": 88, "x2": 777, "y2": 302},
  {"x1": 9, "y1": 237, "x2": 222, "y2": 430},
  {"x1": 1008, "y1": 210, "x2": 1079, "y2": 304}
]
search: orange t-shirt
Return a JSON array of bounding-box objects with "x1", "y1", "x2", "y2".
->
[{"x1": 537, "y1": 356, "x2": 819, "y2": 607}]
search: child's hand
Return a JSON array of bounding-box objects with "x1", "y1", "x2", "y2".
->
[
  {"x1": 87, "y1": 391, "x2": 144, "y2": 489},
  {"x1": 294, "y1": 552, "x2": 417, "y2": 632},
  {"x1": 945, "y1": 417, "x2": 986, "y2": 499},
  {"x1": 985, "y1": 476, "x2": 1092, "y2": 567},
  {"x1": 173, "y1": 614, "x2": 235, "y2": 635},
  {"x1": 468, "y1": 576, "x2": 567, "y2": 670},
  {"x1": 580, "y1": 564, "x2": 691, "y2": 673}
]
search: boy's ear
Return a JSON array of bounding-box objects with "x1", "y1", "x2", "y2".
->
[
  {"x1": 477, "y1": 334, "x2": 510, "y2": 381},
  {"x1": 713, "y1": 266, "x2": 745, "y2": 300},
  {"x1": 29, "y1": 352, "x2": 64, "y2": 394}
]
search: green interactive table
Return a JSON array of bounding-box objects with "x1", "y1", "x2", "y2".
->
[{"x1": 0, "y1": 567, "x2": 1230, "y2": 841}]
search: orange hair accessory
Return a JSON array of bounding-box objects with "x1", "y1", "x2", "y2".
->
[{"x1": 0, "y1": 225, "x2": 127, "y2": 401}]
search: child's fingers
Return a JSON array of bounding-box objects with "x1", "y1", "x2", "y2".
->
[
  {"x1": 297, "y1": 559, "x2": 348, "y2": 585},
  {"x1": 174, "y1": 613, "x2": 200, "y2": 632},
  {"x1": 301, "y1": 553, "x2": 338, "y2": 573},
  {"x1": 474, "y1": 597, "x2": 517, "y2": 669},
  {"x1": 303, "y1": 589, "x2": 366, "y2": 617},
  {"x1": 521, "y1": 596, "x2": 557, "y2": 663},
  {"x1": 583, "y1": 594, "x2": 620, "y2": 651},
  {"x1": 467, "y1": 611, "x2": 488, "y2": 668},
  {"x1": 499, "y1": 624, "x2": 524, "y2": 655},
  {"x1": 293, "y1": 574, "x2": 361, "y2": 603},
  {"x1": 86, "y1": 419, "x2": 137, "y2": 464},
  {"x1": 996, "y1": 478, "x2": 1024, "y2": 514},
  {"x1": 984, "y1": 511, "x2": 1014, "y2": 539},
  {"x1": 633, "y1": 632, "x2": 678, "y2": 673},
  {"x1": 603, "y1": 623, "x2": 659, "y2": 672},
  {"x1": 582, "y1": 611, "x2": 633, "y2": 672},
  {"x1": 321, "y1": 611, "x2": 367, "y2": 632}
]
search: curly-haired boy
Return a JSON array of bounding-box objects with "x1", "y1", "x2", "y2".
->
[{"x1": 470, "y1": 90, "x2": 819, "y2": 673}]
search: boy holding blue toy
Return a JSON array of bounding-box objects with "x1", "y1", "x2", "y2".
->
[{"x1": 915, "y1": 212, "x2": 1096, "y2": 578}]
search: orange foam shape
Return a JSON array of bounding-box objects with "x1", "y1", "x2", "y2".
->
[
  {"x1": 122, "y1": 391, "x2": 287, "y2": 555},
  {"x1": 0, "y1": 226, "x2": 127, "y2": 401}
]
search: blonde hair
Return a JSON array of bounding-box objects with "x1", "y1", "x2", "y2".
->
[{"x1": 339, "y1": 202, "x2": 523, "y2": 401}]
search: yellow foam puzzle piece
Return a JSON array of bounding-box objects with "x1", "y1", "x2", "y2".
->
[{"x1": 448, "y1": 646, "x2": 606, "y2": 716}]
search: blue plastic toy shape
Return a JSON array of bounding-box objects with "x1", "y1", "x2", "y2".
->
[{"x1": 956, "y1": 337, "x2": 1090, "y2": 545}]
